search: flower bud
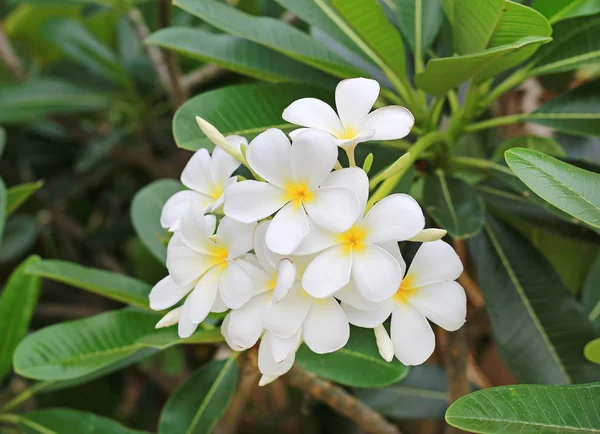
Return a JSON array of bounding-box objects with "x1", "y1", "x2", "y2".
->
[
  {"x1": 374, "y1": 324, "x2": 394, "y2": 363},
  {"x1": 155, "y1": 306, "x2": 182, "y2": 329},
  {"x1": 408, "y1": 228, "x2": 447, "y2": 242}
]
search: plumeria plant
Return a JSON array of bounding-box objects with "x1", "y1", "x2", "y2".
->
[{"x1": 1, "y1": 0, "x2": 600, "y2": 433}]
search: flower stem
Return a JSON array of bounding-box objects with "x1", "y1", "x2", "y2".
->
[
  {"x1": 479, "y1": 68, "x2": 530, "y2": 109},
  {"x1": 463, "y1": 113, "x2": 525, "y2": 133},
  {"x1": 346, "y1": 145, "x2": 357, "y2": 167},
  {"x1": 452, "y1": 156, "x2": 514, "y2": 176},
  {"x1": 0, "y1": 381, "x2": 51, "y2": 412},
  {"x1": 0, "y1": 413, "x2": 20, "y2": 425}
]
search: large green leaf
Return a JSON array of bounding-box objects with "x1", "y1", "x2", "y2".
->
[
  {"x1": 356, "y1": 365, "x2": 449, "y2": 420},
  {"x1": 524, "y1": 80, "x2": 600, "y2": 136},
  {"x1": 158, "y1": 358, "x2": 238, "y2": 434},
  {"x1": 468, "y1": 217, "x2": 600, "y2": 384},
  {"x1": 0, "y1": 178, "x2": 6, "y2": 251},
  {"x1": 582, "y1": 254, "x2": 600, "y2": 330},
  {"x1": 505, "y1": 148, "x2": 600, "y2": 229},
  {"x1": 6, "y1": 181, "x2": 44, "y2": 216},
  {"x1": 533, "y1": 0, "x2": 600, "y2": 23},
  {"x1": 43, "y1": 19, "x2": 132, "y2": 88},
  {"x1": 14, "y1": 309, "x2": 159, "y2": 381},
  {"x1": 131, "y1": 179, "x2": 182, "y2": 264},
  {"x1": 423, "y1": 172, "x2": 485, "y2": 239},
  {"x1": 530, "y1": 14, "x2": 600, "y2": 76},
  {"x1": 394, "y1": 0, "x2": 443, "y2": 56},
  {"x1": 19, "y1": 409, "x2": 146, "y2": 434},
  {"x1": 328, "y1": 0, "x2": 407, "y2": 78},
  {"x1": 415, "y1": 36, "x2": 551, "y2": 97},
  {"x1": 26, "y1": 260, "x2": 152, "y2": 310},
  {"x1": 446, "y1": 383, "x2": 600, "y2": 433},
  {"x1": 296, "y1": 326, "x2": 409, "y2": 387},
  {"x1": 147, "y1": 28, "x2": 335, "y2": 87},
  {"x1": 492, "y1": 135, "x2": 565, "y2": 161},
  {"x1": 137, "y1": 328, "x2": 224, "y2": 350},
  {"x1": 0, "y1": 256, "x2": 41, "y2": 382},
  {"x1": 173, "y1": 0, "x2": 363, "y2": 78},
  {"x1": 0, "y1": 79, "x2": 113, "y2": 124},
  {"x1": 0, "y1": 215, "x2": 37, "y2": 263},
  {"x1": 173, "y1": 83, "x2": 334, "y2": 151}
]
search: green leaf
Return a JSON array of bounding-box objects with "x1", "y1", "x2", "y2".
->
[
  {"x1": 173, "y1": 83, "x2": 334, "y2": 151},
  {"x1": 356, "y1": 365, "x2": 449, "y2": 420},
  {"x1": 533, "y1": 0, "x2": 600, "y2": 23},
  {"x1": 530, "y1": 14, "x2": 600, "y2": 76},
  {"x1": 147, "y1": 28, "x2": 335, "y2": 87},
  {"x1": 583, "y1": 254, "x2": 600, "y2": 330},
  {"x1": 328, "y1": 0, "x2": 407, "y2": 78},
  {"x1": 422, "y1": 172, "x2": 485, "y2": 239},
  {"x1": 524, "y1": 79, "x2": 600, "y2": 136},
  {"x1": 19, "y1": 409, "x2": 147, "y2": 434},
  {"x1": 468, "y1": 217, "x2": 600, "y2": 384},
  {"x1": 137, "y1": 328, "x2": 224, "y2": 350},
  {"x1": 446, "y1": 383, "x2": 600, "y2": 433},
  {"x1": 43, "y1": 19, "x2": 131, "y2": 88},
  {"x1": 415, "y1": 36, "x2": 552, "y2": 97},
  {"x1": 0, "y1": 79, "x2": 113, "y2": 124},
  {"x1": 0, "y1": 256, "x2": 41, "y2": 382},
  {"x1": 394, "y1": 0, "x2": 443, "y2": 56},
  {"x1": 158, "y1": 358, "x2": 238, "y2": 434},
  {"x1": 14, "y1": 309, "x2": 159, "y2": 381},
  {"x1": 173, "y1": 0, "x2": 363, "y2": 78},
  {"x1": 492, "y1": 135, "x2": 565, "y2": 161},
  {"x1": 296, "y1": 326, "x2": 409, "y2": 387},
  {"x1": 585, "y1": 338, "x2": 600, "y2": 364},
  {"x1": 505, "y1": 148, "x2": 600, "y2": 229},
  {"x1": 441, "y1": 0, "x2": 456, "y2": 23},
  {"x1": 131, "y1": 179, "x2": 182, "y2": 264},
  {"x1": 0, "y1": 215, "x2": 37, "y2": 263},
  {"x1": 0, "y1": 178, "x2": 6, "y2": 251},
  {"x1": 26, "y1": 259, "x2": 152, "y2": 310},
  {"x1": 6, "y1": 181, "x2": 44, "y2": 216},
  {"x1": 0, "y1": 127, "x2": 5, "y2": 161}
]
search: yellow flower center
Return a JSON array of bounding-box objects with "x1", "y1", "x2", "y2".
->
[
  {"x1": 336, "y1": 126, "x2": 358, "y2": 140},
  {"x1": 207, "y1": 184, "x2": 224, "y2": 200},
  {"x1": 208, "y1": 244, "x2": 229, "y2": 270},
  {"x1": 283, "y1": 181, "x2": 313, "y2": 208},
  {"x1": 394, "y1": 274, "x2": 418, "y2": 304},
  {"x1": 337, "y1": 225, "x2": 367, "y2": 253}
]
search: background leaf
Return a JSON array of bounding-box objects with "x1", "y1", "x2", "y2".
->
[
  {"x1": 6, "y1": 181, "x2": 44, "y2": 216},
  {"x1": 0, "y1": 179, "x2": 6, "y2": 251},
  {"x1": 19, "y1": 408, "x2": 146, "y2": 434},
  {"x1": 585, "y1": 338, "x2": 600, "y2": 364},
  {"x1": 583, "y1": 254, "x2": 600, "y2": 331},
  {"x1": 532, "y1": 0, "x2": 600, "y2": 23},
  {"x1": 446, "y1": 383, "x2": 600, "y2": 433},
  {"x1": 505, "y1": 148, "x2": 600, "y2": 229},
  {"x1": 158, "y1": 358, "x2": 238, "y2": 434},
  {"x1": 26, "y1": 260, "x2": 152, "y2": 310},
  {"x1": 295, "y1": 326, "x2": 409, "y2": 387},
  {"x1": 0, "y1": 215, "x2": 38, "y2": 263},
  {"x1": 137, "y1": 328, "x2": 224, "y2": 350},
  {"x1": 0, "y1": 256, "x2": 41, "y2": 382},
  {"x1": 468, "y1": 216, "x2": 600, "y2": 384},
  {"x1": 492, "y1": 135, "x2": 565, "y2": 161},
  {"x1": 394, "y1": 0, "x2": 443, "y2": 57}
]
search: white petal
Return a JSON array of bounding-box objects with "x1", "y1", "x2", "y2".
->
[
  {"x1": 216, "y1": 216, "x2": 255, "y2": 259},
  {"x1": 210, "y1": 142, "x2": 242, "y2": 186},
  {"x1": 335, "y1": 78, "x2": 380, "y2": 130},
  {"x1": 246, "y1": 128, "x2": 291, "y2": 188},
  {"x1": 187, "y1": 266, "x2": 220, "y2": 324},
  {"x1": 227, "y1": 292, "x2": 269, "y2": 348},
  {"x1": 352, "y1": 244, "x2": 402, "y2": 302},
  {"x1": 290, "y1": 129, "x2": 338, "y2": 189},
  {"x1": 258, "y1": 331, "x2": 296, "y2": 376},
  {"x1": 266, "y1": 201, "x2": 309, "y2": 255},
  {"x1": 288, "y1": 127, "x2": 310, "y2": 139},
  {"x1": 342, "y1": 301, "x2": 394, "y2": 328},
  {"x1": 253, "y1": 221, "x2": 280, "y2": 272},
  {"x1": 335, "y1": 280, "x2": 384, "y2": 311},
  {"x1": 160, "y1": 190, "x2": 209, "y2": 231},
  {"x1": 218, "y1": 260, "x2": 254, "y2": 309},
  {"x1": 303, "y1": 297, "x2": 350, "y2": 354},
  {"x1": 262, "y1": 285, "x2": 312, "y2": 338},
  {"x1": 179, "y1": 205, "x2": 218, "y2": 255},
  {"x1": 223, "y1": 180, "x2": 287, "y2": 223},
  {"x1": 409, "y1": 281, "x2": 466, "y2": 331},
  {"x1": 302, "y1": 244, "x2": 352, "y2": 298},
  {"x1": 391, "y1": 302, "x2": 435, "y2": 366},
  {"x1": 359, "y1": 106, "x2": 414, "y2": 141},
  {"x1": 178, "y1": 298, "x2": 199, "y2": 338},
  {"x1": 166, "y1": 234, "x2": 215, "y2": 286},
  {"x1": 282, "y1": 98, "x2": 344, "y2": 137},
  {"x1": 271, "y1": 329, "x2": 302, "y2": 363},
  {"x1": 204, "y1": 214, "x2": 217, "y2": 236},
  {"x1": 293, "y1": 217, "x2": 339, "y2": 255},
  {"x1": 322, "y1": 167, "x2": 369, "y2": 215},
  {"x1": 181, "y1": 148, "x2": 217, "y2": 195},
  {"x1": 149, "y1": 275, "x2": 194, "y2": 311},
  {"x1": 333, "y1": 129, "x2": 375, "y2": 149},
  {"x1": 374, "y1": 324, "x2": 394, "y2": 362},
  {"x1": 304, "y1": 187, "x2": 360, "y2": 233},
  {"x1": 378, "y1": 241, "x2": 406, "y2": 277},
  {"x1": 363, "y1": 194, "x2": 425, "y2": 244},
  {"x1": 221, "y1": 314, "x2": 245, "y2": 351},
  {"x1": 237, "y1": 257, "x2": 273, "y2": 296},
  {"x1": 259, "y1": 375, "x2": 279, "y2": 386},
  {"x1": 408, "y1": 240, "x2": 463, "y2": 288},
  {"x1": 273, "y1": 259, "x2": 296, "y2": 303},
  {"x1": 155, "y1": 306, "x2": 182, "y2": 329},
  {"x1": 212, "y1": 290, "x2": 228, "y2": 313}
]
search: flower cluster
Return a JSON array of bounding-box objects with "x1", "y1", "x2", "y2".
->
[{"x1": 150, "y1": 78, "x2": 467, "y2": 385}]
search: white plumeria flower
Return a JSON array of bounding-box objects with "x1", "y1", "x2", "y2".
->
[
  {"x1": 295, "y1": 167, "x2": 424, "y2": 302},
  {"x1": 338, "y1": 240, "x2": 466, "y2": 366},
  {"x1": 223, "y1": 128, "x2": 361, "y2": 255},
  {"x1": 160, "y1": 135, "x2": 246, "y2": 231},
  {"x1": 150, "y1": 206, "x2": 256, "y2": 338},
  {"x1": 282, "y1": 78, "x2": 414, "y2": 150}
]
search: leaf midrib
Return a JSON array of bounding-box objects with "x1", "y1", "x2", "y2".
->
[{"x1": 448, "y1": 414, "x2": 600, "y2": 433}]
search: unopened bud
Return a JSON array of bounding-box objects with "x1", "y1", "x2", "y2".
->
[
  {"x1": 408, "y1": 228, "x2": 447, "y2": 242},
  {"x1": 155, "y1": 306, "x2": 182, "y2": 329},
  {"x1": 195, "y1": 116, "x2": 243, "y2": 162},
  {"x1": 362, "y1": 153, "x2": 374, "y2": 174},
  {"x1": 259, "y1": 374, "x2": 279, "y2": 387},
  {"x1": 369, "y1": 152, "x2": 411, "y2": 190},
  {"x1": 374, "y1": 324, "x2": 394, "y2": 362}
]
